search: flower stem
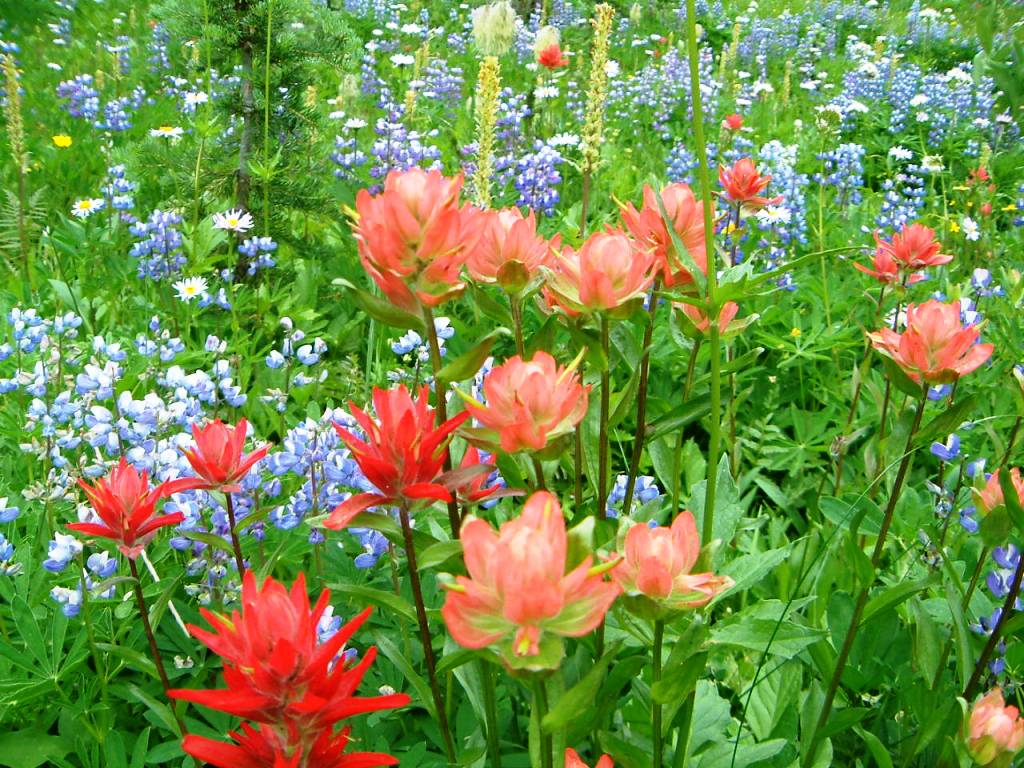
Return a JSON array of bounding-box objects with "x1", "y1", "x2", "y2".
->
[
  {"x1": 79, "y1": 555, "x2": 106, "y2": 691},
  {"x1": 421, "y1": 304, "x2": 462, "y2": 538},
  {"x1": 531, "y1": 675, "x2": 553, "y2": 768},
  {"x1": 223, "y1": 493, "x2": 247, "y2": 574},
  {"x1": 803, "y1": 390, "x2": 928, "y2": 767},
  {"x1": 964, "y1": 551, "x2": 1024, "y2": 700},
  {"x1": 597, "y1": 315, "x2": 611, "y2": 519},
  {"x1": 511, "y1": 294, "x2": 526, "y2": 357},
  {"x1": 398, "y1": 505, "x2": 457, "y2": 762},
  {"x1": 931, "y1": 544, "x2": 989, "y2": 690},
  {"x1": 481, "y1": 660, "x2": 503, "y2": 768},
  {"x1": 653, "y1": 619, "x2": 665, "y2": 767},
  {"x1": 128, "y1": 559, "x2": 176, "y2": 707},
  {"x1": 623, "y1": 282, "x2": 659, "y2": 519}
]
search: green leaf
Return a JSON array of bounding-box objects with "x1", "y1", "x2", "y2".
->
[
  {"x1": 653, "y1": 188, "x2": 707, "y2": 297},
  {"x1": 818, "y1": 495, "x2": 883, "y2": 536},
  {"x1": 862, "y1": 577, "x2": 935, "y2": 624},
  {"x1": 128, "y1": 684, "x2": 181, "y2": 736},
  {"x1": 332, "y1": 278, "x2": 425, "y2": 331},
  {"x1": 436, "y1": 328, "x2": 508, "y2": 383},
  {"x1": 646, "y1": 395, "x2": 712, "y2": 442},
  {"x1": 945, "y1": 580, "x2": 973, "y2": 691},
  {"x1": 712, "y1": 545, "x2": 790, "y2": 606},
  {"x1": 417, "y1": 540, "x2": 462, "y2": 571},
  {"x1": 652, "y1": 650, "x2": 708, "y2": 704},
  {"x1": 327, "y1": 583, "x2": 416, "y2": 622},
  {"x1": 97, "y1": 643, "x2": 158, "y2": 681},
  {"x1": 712, "y1": 618, "x2": 826, "y2": 658},
  {"x1": 543, "y1": 643, "x2": 619, "y2": 732},
  {"x1": 689, "y1": 455, "x2": 743, "y2": 564},
  {"x1": 0, "y1": 731, "x2": 72, "y2": 768},
  {"x1": 914, "y1": 395, "x2": 978, "y2": 448},
  {"x1": 999, "y1": 467, "x2": 1024, "y2": 535},
  {"x1": 374, "y1": 634, "x2": 438, "y2": 720},
  {"x1": 12, "y1": 597, "x2": 49, "y2": 673},
  {"x1": 880, "y1": 357, "x2": 926, "y2": 399},
  {"x1": 854, "y1": 726, "x2": 894, "y2": 768},
  {"x1": 344, "y1": 511, "x2": 437, "y2": 551}
]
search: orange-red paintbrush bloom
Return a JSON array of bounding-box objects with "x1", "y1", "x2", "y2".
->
[
  {"x1": 170, "y1": 572, "x2": 410, "y2": 732},
  {"x1": 467, "y1": 207, "x2": 558, "y2": 293},
  {"x1": 966, "y1": 688, "x2": 1024, "y2": 767},
  {"x1": 183, "y1": 418, "x2": 269, "y2": 493},
  {"x1": 867, "y1": 300, "x2": 993, "y2": 385},
  {"x1": 183, "y1": 720, "x2": 400, "y2": 768},
  {"x1": 537, "y1": 42, "x2": 568, "y2": 68},
  {"x1": 974, "y1": 468, "x2": 1024, "y2": 517},
  {"x1": 718, "y1": 157, "x2": 781, "y2": 210},
  {"x1": 566, "y1": 748, "x2": 614, "y2": 768},
  {"x1": 611, "y1": 512, "x2": 733, "y2": 614},
  {"x1": 875, "y1": 223, "x2": 952, "y2": 272},
  {"x1": 463, "y1": 352, "x2": 589, "y2": 455},
  {"x1": 619, "y1": 183, "x2": 710, "y2": 288},
  {"x1": 352, "y1": 168, "x2": 482, "y2": 312},
  {"x1": 323, "y1": 385, "x2": 468, "y2": 530},
  {"x1": 544, "y1": 229, "x2": 655, "y2": 316},
  {"x1": 68, "y1": 458, "x2": 201, "y2": 559},
  {"x1": 442, "y1": 491, "x2": 620, "y2": 669}
]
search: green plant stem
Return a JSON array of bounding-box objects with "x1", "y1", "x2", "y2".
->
[
  {"x1": 223, "y1": 493, "x2": 247, "y2": 574},
  {"x1": 803, "y1": 390, "x2": 928, "y2": 768},
  {"x1": 397, "y1": 505, "x2": 457, "y2": 762},
  {"x1": 673, "y1": 688, "x2": 696, "y2": 768},
  {"x1": 262, "y1": 0, "x2": 273, "y2": 236},
  {"x1": 653, "y1": 619, "x2": 665, "y2": 767},
  {"x1": 481, "y1": 660, "x2": 503, "y2": 768},
  {"x1": 672, "y1": 340, "x2": 702, "y2": 518},
  {"x1": 597, "y1": 315, "x2": 611, "y2": 518},
  {"x1": 964, "y1": 551, "x2": 1024, "y2": 700},
  {"x1": 532, "y1": 675, "x2": 553, "y2": 768},
  {"x1": 79, "y1": 555, "x2": 106, "y2": 692},
  {"x1": 421, "y1": 304, "x2": 462, "y2": 538},
  {"x1": 511, "y1": 293, "x2": 527, "y2": 357},
  {"x1": 127, "y1": 557, "x2": 181, "y2": 734},
  {"x1": 931, "y1": 545, "x2": 989, "y2": 691},
  {"x1": 622, "y1": 281, "x2": 660, "y2": 519},
  {"x1": 574, "y1": 426, "x2": 584, "y2": 512}
]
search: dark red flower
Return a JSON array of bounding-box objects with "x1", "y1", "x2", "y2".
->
[
  {"x1": 169, "y1": 571, "x2": 409, "y2": 733},
  {"x1": 537, "y1": 43, "x2": 568, "y2": 69},
  {"x1": 183, "y1": 720, "x2": 400, "y2": 768},
  {"x1": 323, "y1": 385, "x2": 468, "y2": 530},
  {"x1": 718, "y1": 157, "x2": 782, "y2": 210},
  {"x1": 183, "y1": 418, "x2": 269, "y2": 493},
  {"x1": 68, "y1": 458, "x2": 201, "y2": 559}
]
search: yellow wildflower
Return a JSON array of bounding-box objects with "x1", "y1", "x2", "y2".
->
[{"x1": 52, "y1": 134, "x2": 72, "y2": 148}]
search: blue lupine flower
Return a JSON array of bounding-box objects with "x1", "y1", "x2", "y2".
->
[
  {"x1": 930, "y1": 434, "x2": 960, "y2": 462},
  {"x1": 43, "y1": 532, "x2": 83, "y2": 573},
  {"x1": 0, "y1": 497, "x2": 20, "y2": 523},
  {"x1": 352, "y1": 528, "x2": 388, "y2": 568},
  {"x1": 0, "y1": 534, "x2": 20, "y2": 576}
]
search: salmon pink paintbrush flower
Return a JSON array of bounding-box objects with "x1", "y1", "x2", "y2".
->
[
  {"x1": 875, "y1": 223, "x2": 952, "y2": 272},
  {"x1": 467, "y1": 207, "x2": 558, "y2": 293},
  {"x1": 170, "y1": 571, "x2": 410, "y2": 732},
  {"x1": 867, "y1": 300, "x2": 993, "y2": 384},
  {"x1": 441, "y1": 491, "x2": 620, "y2": 669},
  {"x1": 462, "y1": 351, "x2": 589, "y2": 455},
  {"x1": 68, "y1": 458, "x2": 202, "y2": 559},
  {"x1": 611, "y1": 512, "x2": 733, "y2": 615},
  {"x1": 853, "y1": 245, "x2": 926, "y2": 285},
  {"x1": 973, "y1": 468, "x2": 1024, "y2": 517},
  {"x1": 544, "y1": 229, "x2": 655, "y2": 316},
  {"x1": 718, "y1": 157, "x2": 781, "y2": 211},
  {"x1": 352, "y1": 168, "x2": 482, "y2": 312},
  {"x1": 675, "y1": 300, "x2": 741, "y2": 338},
  {"x1": 566, "y1": 748, "x2": 613, "y2": 768},
  {"x1": 966, "y1": 688, "x2": 1024, "y2": 767},
  {"x1": 323, "y1": 385, "x2": 468, "y2": 530},
  {"x1": 183, "y1": 418, "x2": 269, "y2": 492},
  {"x1": 619, "y1": 183, "x2": 710, "y2": 288}
]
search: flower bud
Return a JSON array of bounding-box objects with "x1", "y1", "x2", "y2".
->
[
  {"x1": 966, "y1": 689, "x2": 1024, "y2": 767},
  {"x1": 534, "y1": 25, "x2": 561, "y2": 54},
  {"x1": 472, "y1": 0, "x2": 519, "y2": 57}
]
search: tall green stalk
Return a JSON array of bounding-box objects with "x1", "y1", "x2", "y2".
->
[
  {"x1": 597, "y1": 316, "x2": 611, "y2": 518},
  {"x1": 623, "y1": 281, "x2": 660, "y2": 518},
  {"x1": 653, "y1": 619, "x2": 665, "y2": 767},
  {"x1": 421, "y1": 304, "x2": 462, "y2": 538},
  {"x1": 262, "y1": 0, "x2": 273, "y2": 235},
  {"x1": 531, "y1": 676, "x2": 553, "y2": 768},
  {"x1": 481, "y1": 660, "x2": 503, "y2": 768},
  {"x1": 803, "y1": 388, "x2": 928, "y2": 767}
]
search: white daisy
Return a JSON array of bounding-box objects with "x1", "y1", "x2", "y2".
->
[
  {"x1": 71, "y1": 199, "x2": 105, "y2": 219},
  {"x1": 888, "y1": 145, "x2": 913, "y2": 161},
  {"x1": 184, "y1": 91, "x2": 209, "y2": 107},
  {"x1": 534, "y1": 85, "x2": 559, "y2": 100},
  {"x1": 173, "y1": 276, "x2": 209, "y2": 303},
  {"x1": 150, "y1": 125, "x2": 184, "y2": 139},
  {"x1": 961, "y1": 216, "x2": 980, "y2": 242},
  {"x1": 547, "y1": 132, "x2": 580, "y2": 147},
  {"x1": 344, "y1": 118, "x2": 367, "y2": 130},
  {"x1": 212, "y1": 208, "x2": 255, "y2": 233},
  {"x1": 756, "y1": 205, "x2": 792, "y2": 227},
  {"x1": 921, "y1": 155, "x2": 945, "y2": 173},
  {"x1": 390, "y1": 53, "x2": 415, "y2": 67}
]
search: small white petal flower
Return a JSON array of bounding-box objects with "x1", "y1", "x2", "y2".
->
[
  {"x1": 173, "y1": 276, "x2": 209, "y2": 303},
  {"x1": 212, "y1": 208, "x2": 255, "y2": 233},
  {"x1": 150, "y1": 125, "x2": 184, "y2": 139},
  {"x1": 71, "y1": 199, "x2": 105, "y2": 219}
]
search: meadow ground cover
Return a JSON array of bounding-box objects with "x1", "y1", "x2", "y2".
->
[{"x1": 0, "y1": 0, "x2": 1023, "y2": 765}]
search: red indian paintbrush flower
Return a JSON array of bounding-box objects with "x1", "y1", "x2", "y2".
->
[
  {"x1": 467, "y1": 207, "x2": 558, "y2": 293},
  {"x1": 352, "y1": 168, "x2": 482, "y2": 312},
  {"x1": 873, "y1": 223, "x2": 952, "y2": 272},
  {"x1": 619, "y1": 183, "x2": 710, "y2": 288},
  {"x1": 611, "y1": 512, "x2": 733, "y2": 614},
  {"x1": 68, "y1": 458, "x2": 201, "y2": 559},
  {"x1": 853, "y1": 244, "x2": 926, "y2": 285},
  {"x1": 718, "y1": 157, "x2": 781, "y2": 210},
  {"x1": 462, "y1": 351, "x2": 589, "y2": 455},
  {"x1": 441, "y1": 491, "x2": 620, "y2": 669},
  {"x1": 867, "y1": 300, "x2": 993, "y2": 384},
  {"x1": 183, "y1": 720, "x2": 400, "y2": 768},
  {"x1": 170, "y1": 571, "x2": 410, "y2": 732},
  {"x1": 455, "y1": 446, "x2": 502, "y2": 503},
  {"x1": 675, "y1": 300, "x2": 741, "y2": 337},
  {"x1": 183, "y1": 418, "x2": 269, "y2": 492},
  {"x1": 323, "y1": 385, "x2": 469, "y2": 530},
  {"x1": 722, "y1": 113, "x2": 743, "y2": 131},
  {"x1": 566, "y1": 748, "x2": 614, "y2": 768},
  {"x1": 537, "y1": 42, "x2": 568, "y2": 68},
  {"x1": 544, "y1": 229, "x2": 655, "y2": 316},
  {"x1": 966, "y1": 688, "x2": 1024, "y2": 767}
]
